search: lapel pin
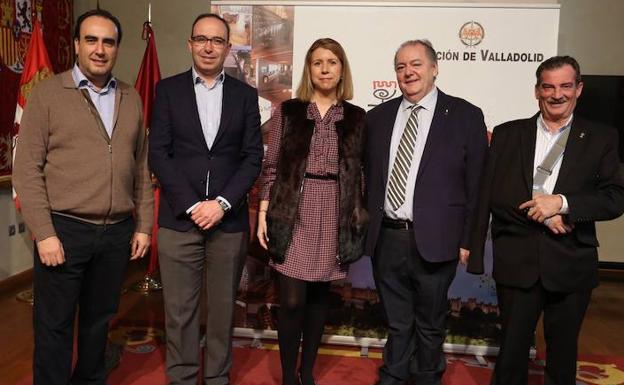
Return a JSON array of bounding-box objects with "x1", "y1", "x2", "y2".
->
[
  {"x1": 444, "y1": 108, "x2": 449, "y2": 115},
  {"x1": 579, "y1": 132, "x2": 585, "y2": 138}
]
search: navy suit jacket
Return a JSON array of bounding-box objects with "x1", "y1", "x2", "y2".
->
[
  {"x1": 468, "y1": 114, "x2": 624, "y2": 292},
  {"x1": 149, "y1": 70, "x2": 263, "y2": 233},
  {"x1": 365, "y1": 89, "x2": 488, "y2": 262}
]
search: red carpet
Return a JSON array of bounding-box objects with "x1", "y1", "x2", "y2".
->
[
  {"x1": 103, "y1": 342, "x2": 624, "y2": 385},
  {"x1": 17, "y1": 334, "x2": 624, "y2": 385},
  {"x1": 107, "y1": 341, "x2": 385, "y2": 385}
]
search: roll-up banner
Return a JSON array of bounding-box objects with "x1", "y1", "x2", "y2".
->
[{"x1": 212, "y1": 1, "x2": 560, "y2": 356}]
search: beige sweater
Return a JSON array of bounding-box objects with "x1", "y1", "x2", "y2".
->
[{"x1": 13, "y1": 70, "x2": 153, "y2": 241}]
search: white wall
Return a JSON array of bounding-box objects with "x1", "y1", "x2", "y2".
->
[
  {"x1": 559, "y1": 0, "x2": 624, "y2": 76},
  {"x1": 0, "y1": 188, "x2": 33, "y2": 280}
]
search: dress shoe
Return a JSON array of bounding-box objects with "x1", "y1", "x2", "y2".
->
[{"x1": 298, "y1": 372, "x2": 317, "y2": 385}]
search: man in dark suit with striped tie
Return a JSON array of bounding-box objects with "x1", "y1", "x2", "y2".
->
[{"x1": 364, "y1": 39, "x2": 488, "y2": 385}]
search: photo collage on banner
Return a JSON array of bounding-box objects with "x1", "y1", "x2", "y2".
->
[
  {"x1": 213, "y1": 1, "x2": 559, "y2": 354},
  {"x1": 211, "y1": 3, "x2": 296, "y2": 334}
]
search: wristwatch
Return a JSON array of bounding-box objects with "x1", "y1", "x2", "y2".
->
[{"x1": 216, "y1": 197, "x2": 230, "y2": 213}]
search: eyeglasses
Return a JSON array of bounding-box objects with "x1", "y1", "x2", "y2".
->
[{"x1": 190, "y1": 35, "x2": 228, "y2": 48}]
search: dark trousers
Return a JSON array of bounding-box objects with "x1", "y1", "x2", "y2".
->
[
  {"x1": 158, "y1": 227, "x2": 247, "y2": 385},
  {"x1": 33, "y1": 214, "x2": 133, "y2": 385},
  {"x1": 373, "y1": 226, "x2": 457, "y2": 385},
  {"x1": 492, "y1": 282, "x2": 592, "y2": 385}
]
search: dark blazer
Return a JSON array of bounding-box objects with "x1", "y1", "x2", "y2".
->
[
  {"x1": 149, "y1": 70, "x2": 263, "y2": 233},
  {"x1": 468, "y1": 113, "x2": 624, "y2": 292},
  {"x1": 365, "y1": 89, "x2": 488, "y2": 262}
]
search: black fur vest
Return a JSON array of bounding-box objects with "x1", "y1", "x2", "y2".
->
[{"x1": 266, "y1": 99, "x2": 369, "y2": 265}]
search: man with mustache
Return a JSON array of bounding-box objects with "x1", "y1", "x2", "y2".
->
[
  {"x1": 469, "y1": 55, "x2": 624, "y2": 385},
  {"x1": 149, "y1": 13, "x2": 262, "y2": 385},
  {"x1": 13, "y1": 9, "x2": 153, "y2": 385}
]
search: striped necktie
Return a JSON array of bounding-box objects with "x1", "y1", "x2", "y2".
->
[{"x1": 387, "y1": 104, "x2": 423, "y2": 211}]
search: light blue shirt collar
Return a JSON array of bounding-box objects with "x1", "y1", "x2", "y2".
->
[
  {"x1": 192, "y1": 67, "x2": 225, "y2": 89},
  {"x1": 71, "y1": 64, "x2": 116, "y2": 93}
]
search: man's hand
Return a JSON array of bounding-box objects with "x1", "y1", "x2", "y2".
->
[
  {"x1": 37, "y1": 236, "x2": 65, "y2": 266},
  {"x1": 458, "y1": 248, "x2": 470, "y2": 265},
  {"x1": 257, "y1": 211, "x2": 269, "y2": 250},
  {"x1": 190, "y1": 200, "x2": 224, "y2": 230},
  {"x1": 130, "y1": 232, "x2": 151, "y2": 260},
  {"x1": 544, "y1": 215, "x2": 574, "y2": 235},
  {"x1": 519, "y1": 194, "x2": 562, "y2": 223}
]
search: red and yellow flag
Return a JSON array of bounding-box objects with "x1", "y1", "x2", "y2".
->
[{"x1": 13, "y1": 19, "x2": 53, "y2": 209}]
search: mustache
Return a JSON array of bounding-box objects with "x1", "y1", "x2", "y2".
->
[{"x1": 548, "y1": 97, "x2": 568, "y2": 104}]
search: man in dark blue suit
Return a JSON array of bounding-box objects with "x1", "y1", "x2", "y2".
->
[
  {"x1": 148, "y1": 13, "x2": 262, "y2": 385},
  {"x1": 365, "y1": 39, "x2": 488, "y2": 385}
]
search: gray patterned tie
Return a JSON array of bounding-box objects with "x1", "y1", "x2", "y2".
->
[{"x1": 387, "y1": 104, "x2": 423, "y2": 211}]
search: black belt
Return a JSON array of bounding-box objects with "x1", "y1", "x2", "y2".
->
[
  {"x1": 382, "y1": 216, "x2": 413, "y2": 230},
  {"x1": 304, "y1": 173, "x2": 338, "y2": 181}
]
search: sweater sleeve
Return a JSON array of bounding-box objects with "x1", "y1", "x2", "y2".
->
[{"x1": 12, "y1": 85, "x2": 56, "y2": 241}]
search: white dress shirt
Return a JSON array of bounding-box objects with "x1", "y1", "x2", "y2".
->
[
  {"x1": 384, "y1": 87, "x2": 438, "y2": 220},
  {"x1": 533, "y1": 113, "x2": 572, "y2": 214}
]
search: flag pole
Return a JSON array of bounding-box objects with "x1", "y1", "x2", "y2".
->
[{"x1": 131, "y1": 3, "x2": 163, "y2": 294}]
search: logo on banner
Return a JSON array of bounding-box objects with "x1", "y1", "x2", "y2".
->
[
  {"x1": 459, "y1": 21, "x2": 484, "y2": 47},
  {"x1": 368, "y1": 80, "x2": 398, "y2": 108},
  {"x1": 436, "y1": 20, "x2": 544, "y2": 63}
]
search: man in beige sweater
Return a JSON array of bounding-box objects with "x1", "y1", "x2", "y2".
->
[{"x1": 12, "y1": 9, "x2": 153, "y2": 385}]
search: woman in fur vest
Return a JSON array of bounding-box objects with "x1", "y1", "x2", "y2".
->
[{"x1": 256, "y1": 38, "x2": 368, "y2": 385}]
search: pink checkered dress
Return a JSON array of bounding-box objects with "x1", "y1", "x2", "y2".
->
[{"x1": 258, "y1": 101, "x2": 348, "y2": 282}]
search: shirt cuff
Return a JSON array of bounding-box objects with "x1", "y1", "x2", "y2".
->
[
  {"x1": 558, "y1": 194, "x2": 569, "y2": 214},
  {"x1": 216, "y1": 196, "x2": 232, "y2": 210},
  {"x1": 186, "y1": 201, "x2": 201, "y2": 214}
]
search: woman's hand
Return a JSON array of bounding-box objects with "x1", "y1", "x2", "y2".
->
[
  {"x1": 257, "y1": 211, "x2": 269, "y2": 250},
  {"x1": 257, "y1": 200, "x2": 270, "y2": 250}
]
